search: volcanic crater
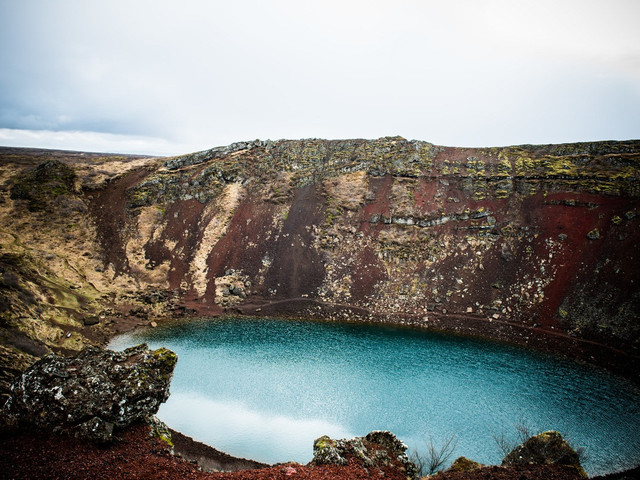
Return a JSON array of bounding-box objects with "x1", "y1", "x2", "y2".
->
[{"x1": 1, "y1": 137, "x2": 639, "y2": 478}]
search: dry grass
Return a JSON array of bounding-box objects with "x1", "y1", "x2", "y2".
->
[
  {"x1": 323, "y1": 171, "x2": 368, "y2": 211},
  {"x1": 190, "y1": 182, "x2": 245, "y2": 296}
]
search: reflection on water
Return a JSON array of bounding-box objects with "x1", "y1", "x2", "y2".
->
[
  {"x1": 109, "y1": 317, "x2": 640, "y2": 475},
  {"x1": 160, "y1": 392, "x2": 352, "y2": 461}
]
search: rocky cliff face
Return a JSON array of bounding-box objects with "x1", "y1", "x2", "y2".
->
[{"x1": 1, "y1": 138, "x2": 639, "y2": 388}]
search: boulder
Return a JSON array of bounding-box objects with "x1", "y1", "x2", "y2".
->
[
  {"x1": 310, "y1": 430, "x2": 417, "y2": 478},
  {"x1": 3, "y1": 344, "x2": 177, "y2": 443},
  {"x1": 502, "y1": 430, "x2": 587, "y2": 477},
  {"x1": 587, "y1": 228, "x2": 600, "y2": 240},
  {"x1": 446, "y1": 456, "x2": 484, "y2": 473},
  {"x1": 82, "y1": 316, "x2": 100, "y2": 326}
]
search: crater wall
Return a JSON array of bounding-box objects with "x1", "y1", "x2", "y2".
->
[{"x1": 1, "y1": 138, "x2": 639, "y2": 390}]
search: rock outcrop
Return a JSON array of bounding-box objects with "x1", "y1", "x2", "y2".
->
[
  {"x1": 311, "y1": 430, "x2": 418, "y2": 478},
  {"x1": 502, "y1": 431, "x2": 587, "y2": 477},
  {"x1": 3, "y1": 343, "x2": 177, "y2": 442},
  {"x1": 446, "y1": 456, "x2": 485, "y2": 473}
]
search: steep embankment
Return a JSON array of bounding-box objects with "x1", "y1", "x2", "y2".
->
[
  {"x1": 1, "y1": 138, "x2": 639, "y2": 392},
  {"x1": 0, "y1": 148, "x2": 160, "y2": 399}
]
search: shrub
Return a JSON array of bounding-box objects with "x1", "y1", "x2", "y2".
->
[{"x1": 410, "y1": 433, "x2": 458, "y2": 476}]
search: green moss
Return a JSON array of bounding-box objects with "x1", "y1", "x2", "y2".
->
[
  {"x1": 466, "y1": 158, "x2": 486, "y2": 176},
  {"x1": 152, "y1": 347, "x2": 178, "y2": 370},
  {"x1": 158, "y1": 433, "x2": 174, "y2": 447},
  {"x1": 128, "y1": 188, "x2": 153, "y2": 207},
  {"x1": 314, "y1": 435, "x2": 335, "y2": 450},
  {"x1": 540, "y1": 156, "x2": 579, "y2": 177},
  {"x1": 472, "y1": 190, "x2": 487, "y2": 201},
  {"x1": 514, "y1": 155, "x2": 535, "y2": 176},
  {"x1": 447, "y1": 456, "x2": 484, "y2": 473},
  {"x1": 10, "y1": 160, "x2": 77, "y2": 212},
  {"x1": 497, "y1": 156, "x2": 512, "y2": 175}
]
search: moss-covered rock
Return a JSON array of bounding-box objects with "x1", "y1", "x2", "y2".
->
[
  {"x1": 3, "y1": 344, "x2": 177, "y2": 443},
  {"x1": 445, "y1": 456, "x2": 485, "y2": 472},
  {"x1": 502, "y1": 431, "x2": 587, "y2": 478},
  {"x1": 311, "y1": 430, "x2": 418, "y2": 478}
]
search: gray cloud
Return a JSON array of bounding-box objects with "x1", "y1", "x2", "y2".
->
[{"x1": 1, "y1": 0, "x2": 639, "y2": 155}]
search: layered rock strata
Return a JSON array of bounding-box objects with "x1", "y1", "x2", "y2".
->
[{"x1": 0, "y1": 138, "x2": 639, "y2": 386}]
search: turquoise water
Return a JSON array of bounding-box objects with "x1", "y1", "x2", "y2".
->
[{"x1": 109, "y1": 317, "x2": 640, "y2": 475}]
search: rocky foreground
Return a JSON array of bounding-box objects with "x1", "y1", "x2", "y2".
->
[{"x1": 1, "y1": 424, "x2": 596, "y2": 480}]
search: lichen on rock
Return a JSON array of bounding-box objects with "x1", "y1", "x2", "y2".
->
[
  {"x1": 214, "y1": 269, "x2": 251, "y2": 308},
  {"x1": 2, "y1": 343, "x2": 177, "y2": 443},
  {"x1": 311, "y1": 430, "x2": 418, "y2": 478},
  {"x1": 445, "y1": 456, "x2": 485, "y2": 472},
  {"x1": 502, "y1": 430, "x2": 587, "y2": 477}
]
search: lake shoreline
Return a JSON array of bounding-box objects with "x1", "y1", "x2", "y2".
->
[
  {"x1": 97, "y1": 298, "x2": 640, "y2": 475},
  {"x1": 103, "y1": 295, "x2": 640, "y2": 386},
  {"x1": 237, "y1": 297, "x2": 640, "y2": 384},
  {"x1": 108, "y1": 313, "x2": 640, "y2": 476}
]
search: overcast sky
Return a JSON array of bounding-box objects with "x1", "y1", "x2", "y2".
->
[{"x1": 1, "y1": 0, "x2": 639, "y2": 156}]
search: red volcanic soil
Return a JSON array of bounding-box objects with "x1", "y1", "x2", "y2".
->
[
  {"x1": 0, "y1": 423, "x2": 593, "y2": 480},
  {"x1": 0, "y1": 424, "x2": 409, "y2": 480},
  {"x1": 433, "y1": 465, "x2": 585, "y2": 480},
  {"x1": 85, "y1": 167, "x2": 150, "y2": 275}
]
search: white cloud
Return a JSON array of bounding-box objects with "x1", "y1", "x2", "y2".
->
[
  {"x1": 0, "y1": 128, "x2": 188, "y2": 156},
  {"x1": 1, "y1": 0, "x2": 639, "y2": 153},
  {"x1": 473, "y1": 1, "x2": 640, "y2": 76}
]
